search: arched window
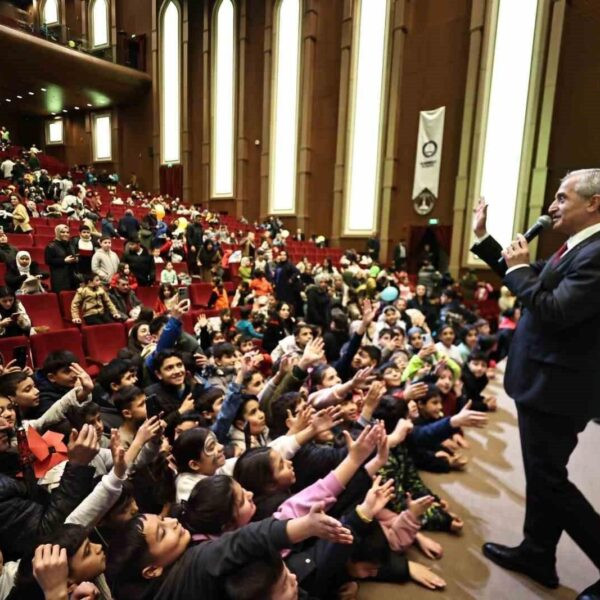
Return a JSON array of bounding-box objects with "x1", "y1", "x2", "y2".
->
[
  {"x1": 269, "y1": 0, "x2": 301, "y2": 214},
  {"x1": 478, "y1": 0, "x2": 539, "y2": 246},
  {"x1": 90, "y1": 0, "x2": 110, "y2": 49},
  {"x1": 160, "y1": 0, "x2": 182, "y2": 164},
  {"x1": 343, "y1": 0, "x2": 390, "y2": 235},
  {"x1": 42, "y1": 0, "x2": 59, "y2": 25},
  {"x1": 212, "y1": 0, "x2": 235, "y2": 197}
]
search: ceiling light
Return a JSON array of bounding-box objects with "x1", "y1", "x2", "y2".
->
[
  {"x1": 28, "y1": 92, "x2": 34, "y2": 96},
  {"x1": 62, "y1": 109, "x2": 67, "y2": 113},
  {"x1": 86, "y1": 103, "x2": 92, "y2": 107},
  {"x1": 5, "y1": 99, "x2": 11, "y2": 102},
  {"x1": 74, "y1": 106, "x2": 80, "y2": 110},
  {"x1": 51, "y1": 112, "x2": 56, "y2": 116},
  {"x1": 41, "y1": 87, "x2": 47, "y2": 92},
  {"x1": 16, "y1": 95, "x2": 22, "y2": 99}
]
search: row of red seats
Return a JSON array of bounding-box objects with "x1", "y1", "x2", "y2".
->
[
  {"x1": 11, "y1": 283, "x2": 234, "y2": 331},
  {"x1": 0, "y1": 304, "x2": 245, "y2": 373}
]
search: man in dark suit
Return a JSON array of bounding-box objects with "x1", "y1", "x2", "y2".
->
[{"x1": 471, "y1": 169, "x2": 600, "y2": 600}]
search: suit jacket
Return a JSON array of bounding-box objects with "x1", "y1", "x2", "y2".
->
[{"x1": 471, "y1": 233, "x2": 600, "y2": 418}]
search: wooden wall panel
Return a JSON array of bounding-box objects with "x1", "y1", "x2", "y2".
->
[{"x1": 388, "y1": 0, "x2": 471, "y2": 257}]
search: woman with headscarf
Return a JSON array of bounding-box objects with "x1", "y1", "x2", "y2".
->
[
  {"x1": 197, "y1": 239, "x2": 221, "y2": 282},
  {"x1": 44, "y1": 224, "x2": 79, "y2": 292},
  {"x1": 5, "y1": 250, "x2": 48, "y2": 293}
]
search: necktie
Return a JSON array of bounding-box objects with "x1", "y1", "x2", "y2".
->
[{"x1": 551, "y1": 242, "x2": 568, "y2": 266}]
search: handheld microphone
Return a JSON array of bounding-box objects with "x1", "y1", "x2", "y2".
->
[{"x1": 497, "y1": 214, "x2": 552, "y2": 265}]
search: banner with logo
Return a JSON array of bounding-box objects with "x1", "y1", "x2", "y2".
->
[{"x1": 412, "y1": 106, "x2": 445, "y2": 200}]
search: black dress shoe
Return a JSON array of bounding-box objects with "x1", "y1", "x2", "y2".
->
[
  {"x1": 577, "y1": 579, "x2": 600, "y2": 600},
  {"x1": 482, "y1": 542, "x2": 559, "y2": 588}
]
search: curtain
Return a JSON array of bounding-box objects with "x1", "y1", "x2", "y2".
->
[{"x1": 159, "y1": 164, "x2": 183, "y2": 199}]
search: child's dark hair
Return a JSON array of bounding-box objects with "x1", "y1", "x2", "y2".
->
[
  {"x1": 467, "y1": 350, "x2": 488, "y2": 364},
  {"x1": 102, "y1": 480, "x2": 137, "y2": 527},
  {"x1": 233, "y1": 394, "x2": 259, "y2": 425},
  {"x1": 195, "y1": 387, "x2": 224, "y2": 415},
  {"x1": 293, "y1": 322, "x2": 312, "y2": 337},
  {"x1": 223, "y1": 552, "x2": 285, "y2": 600},
  {"x1": 436, "y1": 324, "x2": 456, "y2": 340},
  {"x1": 65, "y1": 401, "x2": 101, "y2": 431},
  {"x1": 107, "y1": 515, "x2": 153, "y2": 590},
  {"x1": 179, "y1": 474, "x2": 236, "y2": 535},
  {"x1": 268, "y1": 391, "x2": 303, "y2": 438},
  {"x1": 310, "y1": 363, "x2": 333, "y2": 391},
  {"x1": 350, "y1": 521, "x2": 390, "y2": 566},
  {"x1": 149, "y1": 315, "x2": 170, "y2": 336},
  {"x1": 359, "y1": 345, "x2": 381, "y2": 366},
  {"x1": 113, "y1": 385, "x2": 144, "y2": 414},
  {"x1": 212, "y1": 342, "x2": 235, "y2": 360},
  {"x1": 172, "y1": 427, "x2": 211, "y2": 473},
  {"x1": 97, "y1": 358, "x2": 133, "y2": 392},
  {"x1": 153, "y1": 349, "x2": 183, "y2": 372},
  {"x1": 0, "y1": 370, "x2": 28, "y2": 397},
  {"x1": 83, "y1": 272, "x2": 97, "y2": 284},
  {"x1": 41, "y1": 350, "x2": 78, "y2": 376},
  {"x1": 240, "y1": 306, "x2": 252, "y2": 320},
  {"x1": 416, "y1": 383, "x2": 442, "y2": 405},
  {"x1": 373, "y1": 395, "x2": 409, "y2": 434},
  {"x1": 233, "y1": 447, "x2": 276, "y2": 496}
]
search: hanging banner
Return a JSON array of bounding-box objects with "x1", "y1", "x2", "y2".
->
[{"x1": 412, "y1": 106, "x2": 445, "y2": 200}]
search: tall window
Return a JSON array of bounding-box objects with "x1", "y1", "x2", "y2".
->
[
  {"x1": 269, "y1": 0, "x2": 301, "y2": 214},
  {"x1": 478, "y1": 0, "x2": 539, "y2": 245},
  {"x1": 46, "y1": 118, "x2": 63, "y2": 145},
  {"x1": 42, "y1": 0, "x2": 59, "y2": 25},
  {"x1": 343, "y1": 0, "x2": 390, "y2": 235},
  {"x1": 212, "y1": 0, "x2": 235, "y2": 197},
  {"x1": 160, "y1": 0, "x2": 181, "y2": 164},
  {"x1": 90, "y1": 0, "x2": 110, "y2": 48},
  {"x1": 93, "y1": 113, "x2": 112, "y2": 161}
]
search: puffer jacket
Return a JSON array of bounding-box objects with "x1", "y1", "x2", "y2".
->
[
  {"x1": 0, "y1": 462, "x2": 95, "y2": 561},
  {"x1": 71, "y1": 285, "x2": 119, "y2": 320}
]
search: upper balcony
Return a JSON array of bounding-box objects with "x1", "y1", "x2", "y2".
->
[{"x1": 0, "y1": 0, "x2": 147, "y2": 72}]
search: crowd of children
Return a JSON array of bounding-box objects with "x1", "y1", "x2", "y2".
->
[
  {"x1": 0, "y1": 241, "x2": 513, "y2": 599},
  {"x1": 0, "y1": 146, "x2": 519, "y2": 600}
]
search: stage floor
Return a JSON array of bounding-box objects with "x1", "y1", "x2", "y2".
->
[{"x1": 359, "y1": 362, "x2": 599, "y2": 599}]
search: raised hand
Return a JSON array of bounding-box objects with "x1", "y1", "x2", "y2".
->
[
  {"x1": 287, "y1": 404, "x2": 315, "y2": 434},
  {"x1": 473, "y1": 196, "x2": 488, "y2": 238},
  {"x1": 388, "y1": 418, "x2": 414, "y2": 447},
  {"x1": 196, "y1": 313, "x2": 209, "y2": 329},
  {"x1": 450, "y1": 400, "x2": 488, "y2": 429},
  {"x1": 32, "y1": 544, "x2": 68, "y2": 600},
  {"x1": 403, "y1": 381, "x2": 428, "y2": 402},
  {"x1": 305, "y1": 502, "x2": 353, "y2": 544},
  {"x1": 310, "y1": 406, "x2": 343, "y2": 434},
  {"x1": 358, "y1": 475, "x2": 395, "y2": 520},
  {"x1": 171, "y1": 298, "x2": 191, "y2": 320},
  {"x1": 68, "y1": 425, "x2": 100, "y2": 466},
  {"x1": 406, "y1": 492, "x2": 435, "y2": 519},
  {"x1": 178, "y1": 393, "x2": 195, "y2": 415},
  {"x1": 362, "y1": 380, "x2": 386, "y2": 417},
  {"x1": 70, "y1": 363, "x2": 94, "y2": 400},
  {"x1": 351, "y1": 366, "x2": 375, "y2": 390},
  {"x1": 134, "y1": 416, "x2": 163, "y2": 445},
  {"x1": 110, "y1": 429, "x2": 127, "y2": 479},
  {"x1": 299, "y1": 337, "x2": 325, "y2": 370},
  {"x1": 343, "y1": 424, "x2": 379, "y2": 465}
]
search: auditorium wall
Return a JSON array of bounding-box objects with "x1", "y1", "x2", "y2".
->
[{"x1": 539, "y1": 0, "x2": 600, "y2": 259}]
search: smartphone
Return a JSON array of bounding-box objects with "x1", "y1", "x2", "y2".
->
[
  {"x1": 178, "y1": 287, "x2": 189, "y2": 301},
  {"x1": 145, "y1": 393, "x2": 161, "y2": 418},
  {"x1": 12, "y1": 346, "x2": 28, "y2": 369}
]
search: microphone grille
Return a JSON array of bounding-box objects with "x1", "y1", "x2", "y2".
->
[{"x1": 538, "y1": 215, "x2": 552, "y2": 229}]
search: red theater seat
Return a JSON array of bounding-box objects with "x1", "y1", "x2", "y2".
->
[
  {"x1": 19, "y1": 294, "x2": 67, "y2": 330},
  {"x1": 0, "y1": 336, "x2": 32, "y2": 369},
  {"x1": 58, "y1": 290, "x2": 77, "y2": 322},
  {"x1": 188, "y1": 283, "x2": 213, "y2": 308},
  {"x1": 135, "y1": 286, "x2": 160, "y2": 308},
  {"x1": 30, "y1": 329, "x2": 99, "y2": 375},
  {"x1": 82, "y1": 323, "x2": 127, "y2": 364}
]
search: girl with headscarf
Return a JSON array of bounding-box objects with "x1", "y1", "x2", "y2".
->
[
  {"x1": 197, "y1": 239, "x2": 221, "y2": 282},
  {"x1": 0, "y1": 285, "x2": 31, "y2": 337},
  {"x1": 5, "y1": 250, "x2": 48, "y2": 293},
  {"x1": 44, "y1": 224, "x2": 79, "y2": 292}
]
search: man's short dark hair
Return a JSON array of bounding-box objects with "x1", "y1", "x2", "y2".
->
[
  {"x1": 359, "y1": 345, "x2": 381, "y2": 366},
  {"x1": 154, "y1": 349, "x2": 184, "y2": 372},
  {"x1": 113, "y1": 385, "x2": 144, "y2": 414},
  {"x1": 223, "y1": 552, "x2": 284, "y2": 600}
]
